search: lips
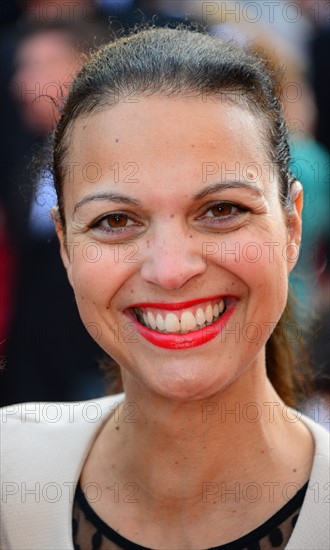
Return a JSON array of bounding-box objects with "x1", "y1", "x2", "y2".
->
[{"x1": 125, "y1": 295, "x2": 237, "y2": 349}]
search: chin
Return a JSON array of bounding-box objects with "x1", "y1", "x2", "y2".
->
[{"x1": 149, "y1": 365, "x2": 232, "y2": 402}]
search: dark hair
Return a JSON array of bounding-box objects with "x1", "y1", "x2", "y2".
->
[{"x1": 53, "y1": 27, "x2": 313, "y2": 406}]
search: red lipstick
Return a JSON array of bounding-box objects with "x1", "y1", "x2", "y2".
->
[{"x1": 125, "y1": 296, "x2": 237, "y2": 350}]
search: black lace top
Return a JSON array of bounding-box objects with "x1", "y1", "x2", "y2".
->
[{"x1": 72, "y1": 481, "x2": 307, "y2": 550}]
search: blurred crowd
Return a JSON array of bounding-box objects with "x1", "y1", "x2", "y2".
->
[{"x1": 0, "y1": 1, "x2": 329, "y2": 419}]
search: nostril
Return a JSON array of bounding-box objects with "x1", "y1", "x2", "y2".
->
[{"x1": 140, "y1": 249, "x2": 207, "y2": 290}]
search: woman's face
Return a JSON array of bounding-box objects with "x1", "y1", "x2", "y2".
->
[
  {"x1": 12, "y1": 31, "x2": 79, "y2": 133},
  {"x1": 57, "y1": 96, "x2": 302, "y2": 401}
]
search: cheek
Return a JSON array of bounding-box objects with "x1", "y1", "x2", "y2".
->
[
  {"x1": 211, "y1": 240, "x2": 290, "y2": 350},
  {"x1": 211, "y1": 235, "x2": 289, "y2": 301},
  {"x1": 69, "y1": 248, "x2": 134, "y2": 311}
]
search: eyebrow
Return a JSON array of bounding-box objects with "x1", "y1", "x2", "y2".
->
[
  {"x1": 73, "y1": 192, "x2": 141, "y2": 214},
  {"x1": 192, "y1": 182, "x2": 265, "y2": 200},
  {"x1": 73, "y1": 182, "x2": 265, "y2": 214}
]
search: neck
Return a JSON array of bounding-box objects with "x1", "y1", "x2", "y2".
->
[
  {"x1": 81, "y1": 362, "x2": 314, "y2": 548},
  {"x1": 101, "y1": 363, "x2": 309, "y2": 506}
]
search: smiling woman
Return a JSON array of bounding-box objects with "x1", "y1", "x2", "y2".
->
[{"x1": 1, "y1": 27, "x2": 329, "y2": 550}]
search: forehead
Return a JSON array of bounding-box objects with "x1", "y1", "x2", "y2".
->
[{"x1": 65, "y1": 96, "x2": 273, "y2": 200}]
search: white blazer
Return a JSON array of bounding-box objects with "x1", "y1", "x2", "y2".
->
[{"x1": 1, "y1": 395, "x2": 329, "y2": 549}]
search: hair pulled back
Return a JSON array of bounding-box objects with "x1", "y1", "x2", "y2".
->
[{"x1": 53, "y1": 27, "x2": 312, "y2": 406}]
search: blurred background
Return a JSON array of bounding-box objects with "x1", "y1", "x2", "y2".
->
[{"x1": 0, "y1": 1, "x2": 329, "y2": 425}]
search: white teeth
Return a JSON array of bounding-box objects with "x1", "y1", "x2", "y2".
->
[
  {"x1": 195, "y1": 308, "x2": 206, "y2": 326},
  {"x1": 147, "y1": 311, "x2": 157, "y2": 329},
  {"x1": 156, "y1": 313, "x2": 165, "y2": 331},
  {"x1": 137, "y1": 299, "x2": 227, "y2": 333},
  {"x1": 205, "y1": 304, "x2": 213, "y2": 323},
  {"x1": 180, "y1": 311, "x2": 197, "y2": 332},
  {"x1": 164, "y1": 312, "x2": 181, "y2": 333}
]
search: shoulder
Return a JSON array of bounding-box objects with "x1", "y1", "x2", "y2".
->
[
  {"x1": 0, "y1": 394, "x2": 125, "y2": 549},
  {"x1": 0, "y1": 394, "x2": 124, "y2": 429},
  {"x1": 300, "y1": 412, "x2": 329, "y2": 491},
  {"x1": 287, "y1": 413, "x2": 330, "y2": 549},
  {"x1": 0, "y1": 394, "x2": 124, "y2": 472}
]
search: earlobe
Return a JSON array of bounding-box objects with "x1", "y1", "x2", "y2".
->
[
  {"x1": 289, "y1": 180, "x2": 303, "y2": 241},
  {"x1": 286, "y1": 181, "x2": 303, "y2": 272},
  {"x1": 291, "y1": 180, "x2": 303, "y2": 220},
  {"x1": 51, "y1": 207, "x2": 74, "y2": 288}
]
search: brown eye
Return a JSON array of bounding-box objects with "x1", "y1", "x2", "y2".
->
[
  {"x1": 210, "y1": 203, "x2": 233, "y2": 217},
  {"x1": 106, "y1": 213, "x2": 128, "y2": 227},
  {"x1": 91, "y1": 211, "x2": 140, "y2": 236},
  {"x1": 89, "y1": 212, "x2": 143, "y2": 240},
  {"x1": 197, "y1": 202, "x2": 247, "y2": 226}
]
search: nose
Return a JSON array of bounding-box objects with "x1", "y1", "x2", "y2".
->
[{"x1": 140, "y1": 226, "x2": 207, "y2": 290}]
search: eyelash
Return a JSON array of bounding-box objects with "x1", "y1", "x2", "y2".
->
[
  {"x1": 197, "y1": 202, "x2": 248, "y2": 225},
  {"x1": 90, "y1": 212, "x2": 140, "y2": 235},
  {"x1": 89, "y1": 202, "x2": 249, "y2": 236}
]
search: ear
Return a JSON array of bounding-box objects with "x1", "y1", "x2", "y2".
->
[
  {"x1": 51, "y1": 207, "x2": 74, "y2": 288},
  {"x1": 286, "y1": 181, "x2": 303, "y2": 273}
]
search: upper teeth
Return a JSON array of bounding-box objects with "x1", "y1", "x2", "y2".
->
[{"x1": 137, "y1": 300, "x2": 225, "y2": 334}]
